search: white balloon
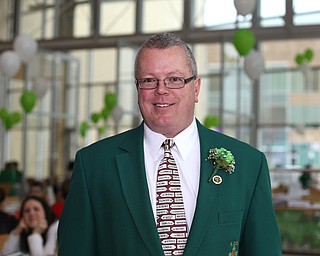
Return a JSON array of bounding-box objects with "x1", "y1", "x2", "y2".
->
[
  {"x1": 32, "y1": 77, "x2": 49, "y2": 99},
  {"x1": 112, "y1": 105, "x2": 123, "y2": 123},
  {"x1": 13, "y1": 34, "x2": 38, "y2": 63},
  {"x1": 244, "y1": 50, "x2": 265, "y2": 80},
  {"x1": 0, "y1": 50, "x2": 21, "y2": 77},
  {"x1": 300, "y1": 62, "x2": 311, "y2": 77},
  {"x1": 234, "y1": 0, "x2": 256, "y2": 16}
]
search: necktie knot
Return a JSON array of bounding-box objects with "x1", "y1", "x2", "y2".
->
[{"x1": 162, "y1": 139, "x2": 174, "y2": 152}]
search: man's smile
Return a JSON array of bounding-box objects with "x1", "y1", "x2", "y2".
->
[{"x1": 154, "y1": 103, "x2": 174, "y2": 108}]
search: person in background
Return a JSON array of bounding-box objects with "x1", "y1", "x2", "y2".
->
[
  {"x1": 51, "y1": 179, "x2": 70, "y2": 218},
  {"x1": 27, "y1": 180, "x2": 48, "y2": 201},
  {"x1": 0, "y1": 187, "x2": 18, "y2": 234},
  {"x1": 0, "y1": 161, "x2": 22, "y2": 184},
  {"x1": 15, "y1": 180, "x2": 49, "y2": 219},
  {"x1": 2, "y1": 195, "x2": 58, "y2": 256},
  {"x1": 65, "y1": 160, "x2": 74, "y2": 181},
  {"x1": 299, "y1": 164, "x2": 313, "y2": 189},
  {"x1": 58, "y1": 32, "x2": 281, "y2": 255},
  {"x1": 0, "y1": 161, "x2": 22, "y2": 196}
]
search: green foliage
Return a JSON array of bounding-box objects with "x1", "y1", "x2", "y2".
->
[{"x1": 276, "y1": 210, "x2": 320, "y2": 252}]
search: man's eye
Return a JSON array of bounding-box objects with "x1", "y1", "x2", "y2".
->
[
  {"x1": 168, "y1": 77, "x2": 181, "y2": 83},
  {"x1": 143, "y1": 78, "x2": 156, "y2": 83}
]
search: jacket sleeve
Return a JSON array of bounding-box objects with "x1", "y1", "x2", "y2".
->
[
  {"x1": 58, "y1": 152, "x2": 97, "y2": 255},
  {"x1": 240, "y1": 154, "x2": 282, "y2": 255}
]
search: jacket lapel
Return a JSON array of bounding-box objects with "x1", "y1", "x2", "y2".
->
[
  {"x1": 116, "y1": 125, "x2": 163, "y2": 256},
  {"x1": 184, "y1": 121, "x2": 222, "y2": 255}
]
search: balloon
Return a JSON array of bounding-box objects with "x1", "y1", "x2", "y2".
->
[
  {"x1": 98, "y1": 126, "x2": 106, "y2": 135},
  {"x1": 0, "y1": 108, "x2": 22, "y2": 130},
  {"x1": 0, "y1": 50, "x2": 21, "y2": 77},
  {"x1": 112, "y1": 106, "x2": 123, "y2": 123},
  {"x1": 300, "y1": 62, "x2": 310, "y2": 77},
  {"x1": 10, "y1": 111, "x2": 21, "y2": 124},
  {"x1": 13, "y1": 34, "x2": 38, "y2": 63},
  {"x1": 32, "y1": 78, "x2": 49, "y2": 99},
  {"x1": 244, "y1": 50, "x2": 265, "y2": 80},
  {"x1": 233, "y1": 29, "x2": 256, "y2": 56},
  {"x1": 104, "y1": 92, "x2": 117, "y2": 110},
  {"x1": 0, "y1": 108, "x2": 8, "y2": 120},
  {"x1": 295, "y1": 54, "x2": 304, "y2": 65},
  {"x1": 304, "y1": 48, "x2": 314, "y2": 62},
  {"x1": 204, "y1": 116, "x2": 220, "y2": 129},
  {"x1": 91, "y1": 112, "x2": 101, "y2": 123},
  {"x1": 20, "y1": 90, "x2": 37, "y2": 113},
  {"x1": 234, "y1": 0, "x2": 256, "y2": 16},
  {"x1": 80, "y1": 121, "x2": 89, "y2": 138},
  {"x1": 101, "y1": 107, "x2": 110, "y2": 120},
  {"x1": 6, "y1": 111, "x2": 21, "y2": 130}
]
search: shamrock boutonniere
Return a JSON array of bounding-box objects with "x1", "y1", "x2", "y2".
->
[{"x1": 206, "y1": 147, "x2": 235, "y2": 184}]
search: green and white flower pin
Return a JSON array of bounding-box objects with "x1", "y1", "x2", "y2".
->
[{"x1": 207, "y1": 147, "x2": 235, "y2": 184}]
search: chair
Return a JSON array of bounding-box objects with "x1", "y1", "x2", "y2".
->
[{"x1": 0, "y1": 233, "x2": 9, "y2": 251}]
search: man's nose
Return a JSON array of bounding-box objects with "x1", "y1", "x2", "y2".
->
[{"x1": 155, "y1": 79, "x2": 169, "y2": 94}]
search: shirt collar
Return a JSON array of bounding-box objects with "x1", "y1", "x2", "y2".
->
[{"x1": 144, "y1": 119, "x2": 198, "y2": 160}]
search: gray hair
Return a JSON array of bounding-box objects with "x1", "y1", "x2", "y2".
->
[{"x1": 134, "y1": 32, "x2": 198, "y2": 77}]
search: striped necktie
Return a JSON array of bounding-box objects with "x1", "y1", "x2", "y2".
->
[{"x1": 156, "y1": 139, "x2": 188, "y2": 256}]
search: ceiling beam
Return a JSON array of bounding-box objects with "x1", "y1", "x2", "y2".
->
[{"x1": 0, "y1": 24, "x2": 320, "y2": 52}]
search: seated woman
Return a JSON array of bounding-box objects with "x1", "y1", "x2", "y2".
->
[{"x1": 1, "y1": 195, "x2": 58, "y2": 256}]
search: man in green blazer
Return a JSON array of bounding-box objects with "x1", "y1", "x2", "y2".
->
[{"x1": 58, "y1": 32, "x2": 282, "y2": 255}]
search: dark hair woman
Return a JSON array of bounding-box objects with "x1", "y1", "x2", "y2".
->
[{"x1": 1, "y1": 195, "x2": 58, "y2": 256}]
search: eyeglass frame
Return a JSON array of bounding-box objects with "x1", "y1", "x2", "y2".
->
[{"x1": 135, "y1": 75, "x2": 196, "y2": 90}]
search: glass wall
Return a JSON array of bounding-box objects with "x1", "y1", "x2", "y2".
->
[
  {"x1": 1, "y1": 0, "x2": 320, "y2": 253},
  {"x1": 1, "y1": 0, "x2": 320, "y2": 177}
]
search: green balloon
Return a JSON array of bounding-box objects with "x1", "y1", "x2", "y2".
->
[
  {"x1": 20, "y1": 90, "x2": 37, "y2": 113},
  {"x1": 295, "y1": 54, "x2": 304, "y2": 65},
  {"x1": 204, "y1": 116, "x2": 220, "y2": 128},
  {"x1": 0, "y1": 109, "x2": 21, "y2": 130},
  {"x1": 0, "y1": 108, "x2": 8, "y2": 120},
  {"x1": 104, "y1": 92, "x2": 117, "y2": 110},
  {"x1": 101, "y1": 107, "x2": 110, "y2": 120},
  {"x1": 98, "y1": 126, "x2": 106, "y2": 135},
  {"x1": 304, "y1": 48, "x2": 314, "y2": 62},
  {"x1": 233, "y1": 29, "x2": 256, "y2": 56},
  {"x1": 10, "y1": 111, "x2": 21, "y2": 124},
  {"x1": 91, "y1": 112, "x2": 101, "y2": 124},
  {"x1": 80, "y1": 121, "x2": 89, "y2": 138},
  {"x1": 4, "y1": 118, "x2": 12, "y2": 130}
]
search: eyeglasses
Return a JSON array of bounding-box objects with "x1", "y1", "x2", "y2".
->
[{"x1": 135, "y1": 75, "x2": 196, "y2": 90}]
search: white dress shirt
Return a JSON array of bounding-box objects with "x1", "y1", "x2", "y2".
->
[{"x1": 144, "y1": 119, "x2": 200, "y2": 231}]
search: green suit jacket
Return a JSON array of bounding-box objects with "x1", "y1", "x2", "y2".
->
[{"x1": 58, "y1": 121, "x2": 282, "y2": 255}]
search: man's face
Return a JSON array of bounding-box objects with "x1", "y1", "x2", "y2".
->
[
  {"x1": 136, "y1": 46, "x2": 201, "y2": 138},
  {"x1": 29, "y1": 186, "x2": 45, "y2": 198}
]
